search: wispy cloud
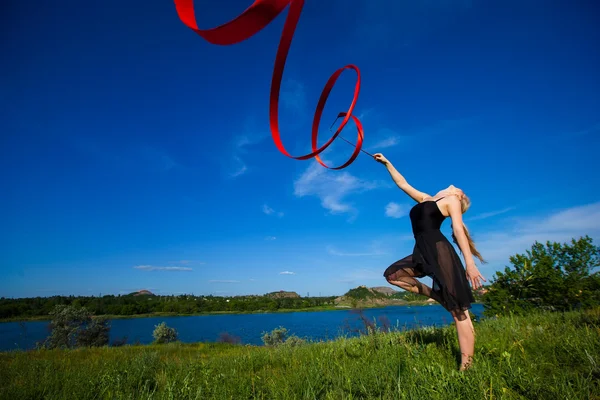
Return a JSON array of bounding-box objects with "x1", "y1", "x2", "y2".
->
[
  {"x1": 228, "y1": 121, "x2": 270, "y2": 178},
  {"x1": 467, "y1": 207, "x2": 516, "y2": 221},
  {"x1": 370, "y1": 128, "x2": 407, "y2": 150},
  {"x1": 230, "y1": 156, "x2": 248, "y2": 178},
  {"x1": 133, "y1": 265, "x2": 192, "y2": 272},
  {"x1": 357, "y1": 108, "x2": 375, "y2": 122},
  {"x1": 385, "y1": 202, "x2": 411, "y2": 218},
  {"x1": 474, "y1": 202, "x2": 600, "y2": 275},
  {"x1": 366, "y1": 117, "x2": 478, "y2": 153},
  {"x1": 265, "y1": 236, "x2": 277, "y2": 241},
  {"x1": 293, "y1": 160, "x2": 382, "y2": 219},
  {"x1": 371, "y1": 137, "x2": 400, "y2": 150},
  {"x1": 279, "y1": 271, "x2": 296, "y2": 275},
  {"x1": 262, "y1": 204, "x2": 284, "y2": 217},
  {"x1": 230, "y1": 136, "x2": 254, "y2": 178},
  {"x1": 209, "y1": 280, "x2": 241, "y2": 283}
]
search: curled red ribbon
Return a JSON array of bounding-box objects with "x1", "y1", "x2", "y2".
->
[{"x1": 174, "y1": 0, "x2": 365, "y2": 169}]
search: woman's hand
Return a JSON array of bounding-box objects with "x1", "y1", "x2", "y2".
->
[
  {"x1": 373, "y1": 153, "x2": 389, "y2": 165},
  {"x1": 466, "y1": 262, "x2": 486, "y2": 290}
]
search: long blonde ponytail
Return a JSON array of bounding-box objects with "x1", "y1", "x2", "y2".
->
[
  {"x1": 451, "y1": 222, "x2": 486, "y2": 264},
  {"x1": 450, "y1": 193, "x2": 486, "y2": 264}
]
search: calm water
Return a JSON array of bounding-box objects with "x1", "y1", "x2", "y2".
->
[{"x1": 0, "y1": 304, "x2": 484, "y2": 352}]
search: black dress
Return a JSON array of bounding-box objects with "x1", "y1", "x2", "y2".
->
[{"x1": 383, "y1": 197, "x2": 474, "y2": 316}]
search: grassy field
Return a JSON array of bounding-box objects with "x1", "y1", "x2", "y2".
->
[{"x1": 1, "y1": 308, "x2": 599, "y2": 399}]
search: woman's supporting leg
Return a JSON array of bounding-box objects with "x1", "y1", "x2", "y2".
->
[{"x1": 452, "y1": 309, "x2": 474, "y2": 370}]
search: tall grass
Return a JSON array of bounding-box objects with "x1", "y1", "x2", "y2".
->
[{"x1": 1, "y1": 308, "x2": 599, "y2": 399}]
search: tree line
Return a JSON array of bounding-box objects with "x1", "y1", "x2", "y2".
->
[
  {"x1": 2, "y1": 236, "x2": 598, "y2": 321},
  {"x1": 0, "y1": 293, "x2": 337, "y2": 320}
]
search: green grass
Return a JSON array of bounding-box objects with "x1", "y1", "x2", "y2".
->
[{"x1": 1, "y1": 308, "x2": 599, "y2": 399}]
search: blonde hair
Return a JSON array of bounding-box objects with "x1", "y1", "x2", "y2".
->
[{"x1": 450, "y1": 194, "x2": 487, "y2": 264}]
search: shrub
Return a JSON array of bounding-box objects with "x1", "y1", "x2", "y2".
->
[
  {"x1": 152, "y1": 322, "x2": 178, "y2": 344},
  {"x1": 42, "y1": 304, "x2": 109, "y2": 349},
  {"x1": 483, "y1": 236, "x2": 600, "y2": 317},
  {"x1": 261, "y1": 326, "x2": 306, "y2": 347}
]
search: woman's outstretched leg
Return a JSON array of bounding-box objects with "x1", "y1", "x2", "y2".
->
[{"x1": 384, "y1": 256, "x2": 442, "y2": 303}]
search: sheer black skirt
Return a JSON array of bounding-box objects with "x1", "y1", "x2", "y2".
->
[{"x1": 383, "y1": 230, "x2": 474, "y2": 319}]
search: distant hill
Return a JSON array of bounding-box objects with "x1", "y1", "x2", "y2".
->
[
  {"x1": 370, "y1": 286, "x2": 398, "y2": 296},
  {"x1": 130, "y1": 290, "x2": 155, "y2": 296},
  {"x1": 266, "y1": 290, "x2": 300, "y2": 299},
  {"x1": 334, "y1": 285, "x2": 405, "y2": 307},
  {"x1": 344, "y1": 286, "x2": 387, "y2": 300}
]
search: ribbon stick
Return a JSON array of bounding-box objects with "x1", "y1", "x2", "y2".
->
[{"x1": 174, "y1": 0, "x2": 367, "y2": 169}]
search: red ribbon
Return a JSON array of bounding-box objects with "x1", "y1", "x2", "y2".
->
[{"x1": 174, "y1": 0, "x2": 364, "y2": 170}]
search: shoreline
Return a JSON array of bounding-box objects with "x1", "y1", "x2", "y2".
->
[{"x1": 0, "y1": 301, "x2": 458, "y2": 323}]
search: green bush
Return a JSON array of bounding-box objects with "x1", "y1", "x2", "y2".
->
[
  {"x1": 261, "y1": 326, "x2": 306, "y2": 347},
  {"x1": 152, "y1": 322, "x2": 178, "y2": 344},
  {"x1": 483, "y1": 236, "x2": 600, "y2": 317},
  {"x1": 41, "y1": 304, "x2": 109, "y2": 349}
]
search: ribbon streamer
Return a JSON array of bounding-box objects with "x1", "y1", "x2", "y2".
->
[{"x1": 174, "y1": 0, "x2": 366, "y2": 169}]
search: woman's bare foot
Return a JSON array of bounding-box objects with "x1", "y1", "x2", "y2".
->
[{"x1": 459, "y1": 353, "x2": 473, "y2": 371}]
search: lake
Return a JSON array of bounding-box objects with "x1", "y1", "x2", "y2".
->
[{"x1": 0, "y1": 303, "x2": 484, "y2": 352}]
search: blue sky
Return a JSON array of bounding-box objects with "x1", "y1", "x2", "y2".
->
[{"x1": 2, "y1": 0, "x2": 599, "y2": 298}]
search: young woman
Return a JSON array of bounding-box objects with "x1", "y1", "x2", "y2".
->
[{"x1": 374, "y1": 153, "x2": 486, "y2": 371}]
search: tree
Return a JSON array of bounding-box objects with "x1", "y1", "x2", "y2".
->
[
  {"x1": 152, "y1": 322, "x2": 178, "y2": 344},
  {"x1": 42, "y1": 304, "x2": 110, "y2": 349},
  {"x1": 483, "y1": 236, "x2": 600, "y2": 317}
]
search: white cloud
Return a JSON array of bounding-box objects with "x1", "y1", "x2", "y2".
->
[
  {"x1": 262, "y1": 204, "x2": 284, "y2": 217},
  {"x1": 293, "y1": 160, "x2": 381, "y2": 218},
  {"x1": 133, "y1": 265, "x2": 192, "y2": 272},
  {"x1": 230, "y1": 159, "x2": 248, "y2": 178},
  {"x1": 357, "y1": 108, "x2": 375, "y2": 121},
  {"x1": 209, "y1": 280, "x2": 241, "y2": 283},
  {"x1": 385, "y1": 202, "x2": 411, "y2": 218},
  {"x1": 372, "y1": 136, "x2": 400, "y2": 149},
  {"x1": 370, "y1": 128, "x2": 407, "y2": 150},
  {"x1": 468, "y1": 207, "x2": 516, "y2": 221},
  {"x1": 279, "y1": 271, "x2": 296, "y2": 275},
  {"x1": 228, "y1": 129, "x2": 269, "y2": 178},
  {"x1": 265, "y1": 236, "x2": 277, "y2": 241},
  {"x1": 473, "y1": 201, "x2": 600, "y2": 275}
]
